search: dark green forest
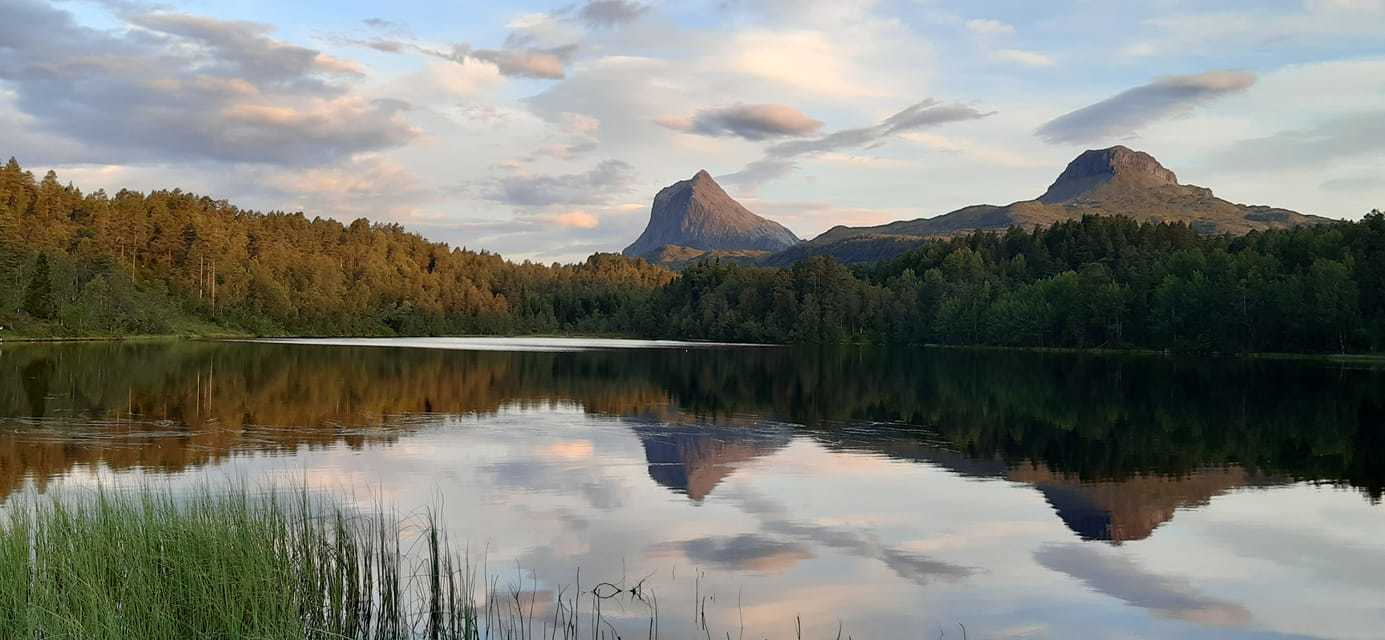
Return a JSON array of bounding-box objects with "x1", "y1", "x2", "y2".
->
[{"x1": 2, "y1": 158, "x2": 1382, "y2": 353}]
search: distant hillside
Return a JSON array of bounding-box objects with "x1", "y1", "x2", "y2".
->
[
  {"x1": 769, "y1": 146, "x2": 1332, "y2": 265},
  {"x1": 624, "y1": 170, "x2": 799, "y2": 263},
  {"x1": 639, "y1": 244, "x2": 770, "y2": 271}
]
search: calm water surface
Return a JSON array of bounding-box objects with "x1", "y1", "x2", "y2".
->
[{"x1": 2, "y1": 338, "x2": 1383, "y2": 639}]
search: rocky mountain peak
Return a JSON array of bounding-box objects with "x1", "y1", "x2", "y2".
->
[
  {"x1": 623, "y1": 170, "x2": 800, "y2": 259},
  {"x1": 1039, "y1": 146, "x2": 1180, "y2": 204}
]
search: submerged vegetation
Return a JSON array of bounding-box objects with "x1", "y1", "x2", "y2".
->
[
  {"x1": 2, "y1": 158, "x2": 1382, "y2": 353},
  {"x1": 0, "y1": 486, "x2": 724, "y2": 640}
]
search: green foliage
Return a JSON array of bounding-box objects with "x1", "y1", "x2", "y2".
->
[
  {"x1": 647, "y1": 213, "x2": 1385, "y2": 353},
  {"x1": 21, "y1": 253, "x2": 55, "y2": 320},
  {"x1": 0, "y1": 158, "x2": 1381, "y2": 353},
  {"x1": 0, "y1": 485, "x2": 709, "y2": 640}
]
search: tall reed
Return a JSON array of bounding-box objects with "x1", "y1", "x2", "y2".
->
[{"x1": 0, "y1": 486, "x2": 654, "y2": 640}]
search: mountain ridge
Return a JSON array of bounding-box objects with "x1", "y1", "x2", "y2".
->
[{"x1": 766, "y1": 146, "x2": 1332, "y2": 266}]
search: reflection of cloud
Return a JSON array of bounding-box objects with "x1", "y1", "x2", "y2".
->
[
  {"x1": 484, "y1": 459, "x2": 627, "y2": 510},
  {"x1": 539, "y1": 440, "x2": 596, "y2": 460},
  {"x1": 731, "y1": 491, "x2": 974, "y2": 586},
  {"x1": 1035, "y1": 544, "x2": 1251, "y2": 627},
  {"x1": 1202, "y1": 521, "x2": 1385, "y2": 592},
  {"x1": 651, "y1": 534, "x2": 812, "y2": 573}
]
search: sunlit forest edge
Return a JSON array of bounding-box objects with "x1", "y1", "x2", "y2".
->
[{"x1": 2, "y1": 158, "x2": 1383, "y2": 354}]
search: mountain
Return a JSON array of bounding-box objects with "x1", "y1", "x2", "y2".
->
[
  {"x1": 623, "y1": 170, "x2": 800, "y2": 262},
  {"x1": 767, "y1": 146, "x2": 1331, "y2": 266}
]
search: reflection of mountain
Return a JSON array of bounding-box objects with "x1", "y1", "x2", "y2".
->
[
  {"x1": 2, "y1": 341, "x2": 1381, "y2": 514},
  {"x1": 824, "y1": 436, "x2": 1281, "y2": 544},
  {"x1": 1014, "y1": 466, "x2": 1266, "y2": 544},
  {"x1": 629, "y1": 417, "x2": 793, "y2": 501}
]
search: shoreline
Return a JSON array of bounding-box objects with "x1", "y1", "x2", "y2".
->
[{"x1": 2, "y1": 332, "x2": 1382, "y2": 364}]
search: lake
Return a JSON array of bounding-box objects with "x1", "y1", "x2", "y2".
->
[{"x1": 1, "y1": 338, "x2": 1382, "y2": 639}]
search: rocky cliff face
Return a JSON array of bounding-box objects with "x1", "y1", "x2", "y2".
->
[
  {"x1": 623, "y1": 170, "x2": 800, "y2": 259},
  {"x1": 1038, "y1": 146, "x2": 1179, "y2": 203}
]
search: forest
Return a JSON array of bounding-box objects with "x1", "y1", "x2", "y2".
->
[{"x1": 2, "y1": 158, "x2": 1382, "y2": 353}]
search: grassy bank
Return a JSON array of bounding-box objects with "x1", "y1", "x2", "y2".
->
[{"x1": 0, "y1": 487, "x2": 679, "y2": 640}]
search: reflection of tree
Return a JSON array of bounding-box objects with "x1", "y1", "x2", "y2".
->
[
  {"x1": 20, "y1": 358, "x2": 52, "y2": 418},
  {"x1": 1, "y1": 342, "x2": 1381, "y2": 505}
]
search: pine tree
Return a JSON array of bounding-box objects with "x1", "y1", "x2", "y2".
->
[{"x1": 23, "y1": 252, "x2": 57, "y2": 320}]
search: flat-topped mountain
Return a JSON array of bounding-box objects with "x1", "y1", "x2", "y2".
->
[
  {"x1": 624, "y1": 170, "x2": 800, "y2": 262},
  {"x1": 770, "y1": 146, "x2": 1331, "y2": 266},
  {"x1": 1037, "y1": 146, "x2": 1179, "y2": 203}
]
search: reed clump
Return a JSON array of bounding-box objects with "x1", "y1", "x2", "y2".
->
[{"x1": 0, "y1": 487, "x2": 516, "y2": 640}]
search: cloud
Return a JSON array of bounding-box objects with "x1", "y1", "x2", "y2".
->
[
  {"x1": 549, "y1": 210, "x2": 600, "y2": 229},
  {"x1": 965, "y1": 18, "x2": 1015, "y2": 36},
  {"x1": 1140, "y1": 1, "x2": 1385, "y2": 57},
  {"x1": 0, "y1": 0, "x2": 415, "y2": 167},
  {"x1": 578, "y1": 0, "x2": 650, "y2": 27},
  {"x1": 462, "y1": 44, "x2": 575, "y2": 79},
  {"x1": 1212, "y1": 110, "x2": 1385, "y2": 172},
  {"x1": 362, "y1": 17, "x2": 411, "y2": 37},
  {"x1": 348, "y1": 39, "x2": 576, "y2": 79},
  {"x1": 1036, "y1": 71, "x2": 1256, "y2": 144},
  {"x1": 333, "y1": 12, "x2": 579, "y2": 80},
  {"x1": 523, "y1": 112, "x2": 602, "y2": 162},
  {"x1": 716, "y1": 99, "x2": 993, "y2": 191},
  {"x1": 483, "y1": 159, "x2": 636, "y2": 207},
  {"x1": 252, "y1": 155, "x2": 430, "y2": 221},
  {"x1": 769, "y1": 99, "x2": 995, "y2": 158},
  {"x1": 729, "y1": 30, "x2": 881, "y2": 97},
  {"x1": 525, "y1": 56, "x2": 672, "y2": 149},
  {"x1": 657, "y1": 104, "x2": 823, "y2": 140},
  {"x1": 717, "y1": 159, "x2": 800, "y2": 190},
  {"x1": 1321, "y1": 173, "x2": 1385, "y2": 192},
  {"x1": 992, "y1": 48, "x2": 1055, "y2": 68},
  {"x1": 654, "y1": 534, "x2": 812, "y2": 574},
  {"x1": 1035, "y1": 544, "x2": 1251, "y2": 627},
  {"x1": 899, "y1": 131, "x2": 1048, "y2": 169},
  {"x1": 127, "y1": 12, "x2": 366, "y2": 86}
]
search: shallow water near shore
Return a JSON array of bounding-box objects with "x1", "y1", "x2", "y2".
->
[{"x1": 2, "y1": 338, "x2": 1382, "y2": 639}]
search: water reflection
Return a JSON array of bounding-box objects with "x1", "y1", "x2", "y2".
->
[
  {"x1": 2, "y1": 340, "x2": 1383, "y2": 638},
  {"x1": 2, "y1": 341, "x2": 1382, "y2": 529}
]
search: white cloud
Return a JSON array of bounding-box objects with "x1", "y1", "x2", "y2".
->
[
  {"x1": 992, "y1": 49, "x2": 1055, "y2": 68},
  {"x1": 728, "y1": 30, "x2": 884, "y2": 98},
  {"x1": 965, "y1": 18, "x2": 1015, "y2": 36},
  {"x1": 549, "y1": 210, "x2": 601, "y2": 229}
]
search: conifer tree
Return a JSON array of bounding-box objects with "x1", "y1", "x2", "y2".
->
[{"x1": 23, "y1": 252, "x2": 56, "y2": 320}]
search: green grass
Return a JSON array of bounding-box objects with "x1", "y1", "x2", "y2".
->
[
  {"x1": 0, "y1": 486, "x2": 862, "y2": 639},
  {"x1": 0, "y1": 487, "x2": 523, "y2": 640}
]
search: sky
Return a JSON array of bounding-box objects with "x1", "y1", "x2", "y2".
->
[{"x1": 2, "y1": 0, "x2": 1383, "y2": 262}]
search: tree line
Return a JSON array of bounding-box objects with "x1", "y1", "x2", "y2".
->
[
  {"x1": 0, "y1": 158, "x2": 671, "y2": 337},
  {"x1": 1, "y1": 158, "x2": 1382, "y2": 353},
  {"x1": 655, "y1": 213, "x2": 1385, "y2": 353}
]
